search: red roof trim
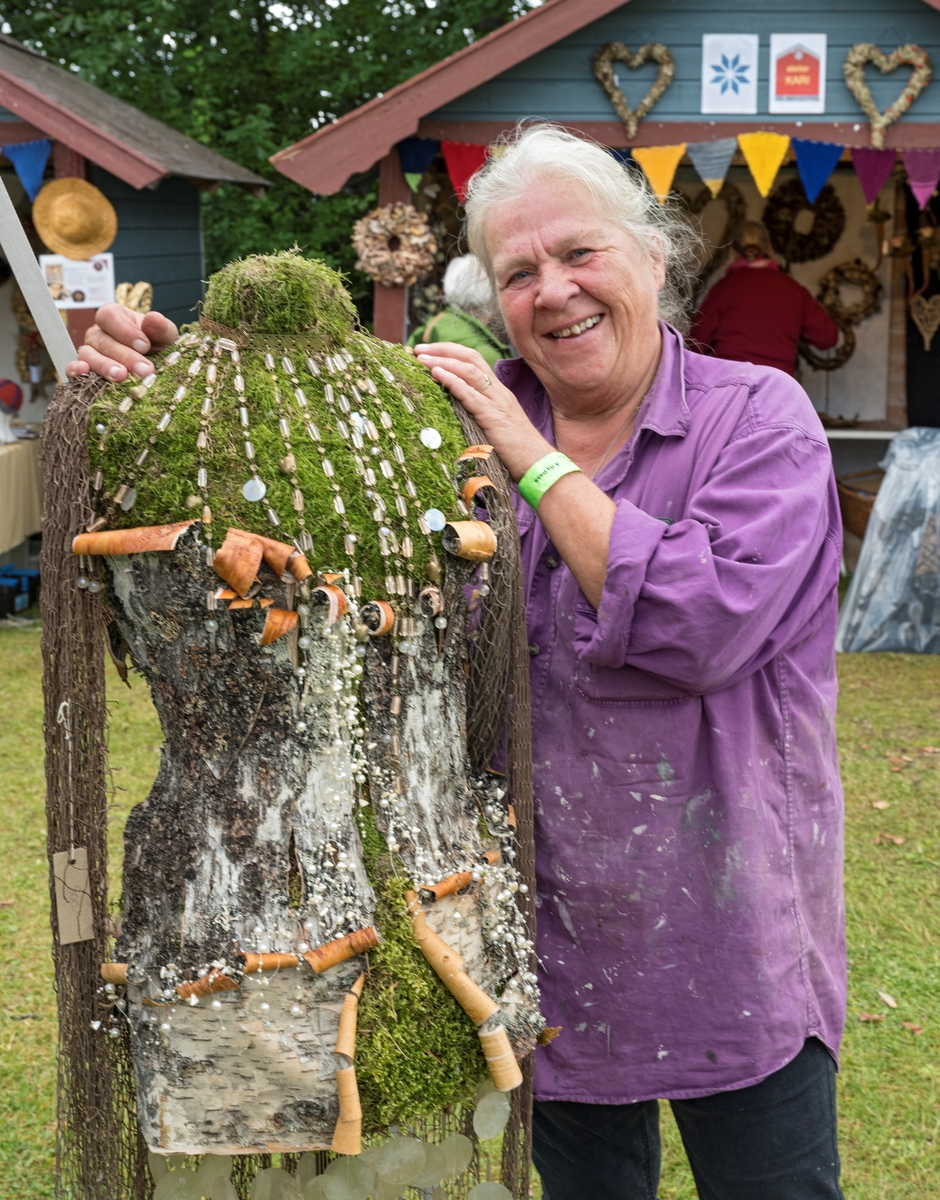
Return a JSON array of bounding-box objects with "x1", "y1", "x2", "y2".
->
[
  {"x1": 0, "y1": 70, "x2": 168, "y2": 188},
  {"x1": 270, "y1": 0, "x2": 630, "y2": 194}
]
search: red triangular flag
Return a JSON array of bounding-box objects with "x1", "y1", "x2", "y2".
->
[
  {"x1": 441, "y1": 141, "x2": 489, "y2": 203},
  {"x1": 850, "y1": 148, "x2": 896, "y2": 205},
  {"x1": 902, "y1": 149, "x2": 940, "y2": 211}
]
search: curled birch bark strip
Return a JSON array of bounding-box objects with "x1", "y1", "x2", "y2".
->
[
  {"x1": 404, "y1": 890, "x2": 499, "y2": 1026},
  {"x1": 213, "y1": 527, "x2": 263, "y2": 596},
  {"x1": 303, "y1": 926, "x2": 380, "y2": 974},
  {"x1": 442, "y1": 520, "x2": 497, "y2": 562},
  {"x1": 176, "y1": 970, "x2": 239, "y2": 1000},
  {"x1": 478, "y1": 1026, "x2": 524, "y2": 1093},
  {"x1": 72, "y1": 521, "x2": 195, "y2": 556},
  {"x1": 242, "y1": 953, "x2": 299, "y2": 974},
  {"x1": 100, "y1": 963, "x2": 129, "y2": 985},
  {"x1": 260, "y1": 607, "x2": 298, "y2": 646},
  {"x1": 334, "y1": 973, "x2": 366, "y2": 1062},
  {"x1": 420, "y1": 871, "x2": 474, "y2": 903},
  {"x1": 331, "y1": 1066, "x2": 362, "y2": 1155}
]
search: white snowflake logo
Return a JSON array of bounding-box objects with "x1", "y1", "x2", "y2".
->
[{"x1": 711, "y1": 54, "x2": 750, "y2": 94}]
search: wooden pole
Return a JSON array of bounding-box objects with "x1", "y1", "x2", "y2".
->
[{"x1": 373, "y1": 150, "x2": 410, "y2": 343}]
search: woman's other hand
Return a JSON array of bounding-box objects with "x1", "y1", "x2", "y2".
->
[
  {"x1": 414, "y1": 340, "x2": 550, "y2": 480},
  {"x1": 65, "y1": 304, "x2": 179, "y2": 382}
]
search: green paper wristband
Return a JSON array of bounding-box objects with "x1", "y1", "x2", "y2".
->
[{"x1": 518, "y1": 451, "x2": 582, "y2": 510}]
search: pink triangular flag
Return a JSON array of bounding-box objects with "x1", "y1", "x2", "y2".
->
[
  {"x1": 850, "y1": 147, "x2": 896, "y2": 205},
  {"x1": 902, "y1": 149, "x2": 940, "y2": 210}
]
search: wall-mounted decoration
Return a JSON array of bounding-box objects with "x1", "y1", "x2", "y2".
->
[
  {"x1": 686, "y1": 138, "x2": 737, "y2": 199},
  {"x1": 910, "y1": 292, "x2": 940, "y2": 351},
  {"x1": 764, "y1": 177, "x2": 846, "y2": 265},
  {"x1": 769, "y1": 34, "x2": 827, "y2": 115},
  {"x1": 737, "y1": 131, "x2": 790, "y2": 197},
  {"x1": 592, "y1": 42, "x2": 676, "y2": 141},
  {"x1": 800, "y1": 258, "x2": 882, "y2": 370},
  {"x1": 701, "y1": 34, "x2": 758, "y2": 115},
  {"x1": 40, "y1": 252, "x2": 115, "y2": 310},
  {"x1": 352, "y1": 202, "x2": 437, "y2": 287},
  {"x1": 33, "y1": 177, "x2": 117, "y2": 260},
  {"x1": 631, "y1": 143, "x2": 686, "y2": 203},
  {"x1": 843, "y1": 44, "x2": 932, "y2": 149}
]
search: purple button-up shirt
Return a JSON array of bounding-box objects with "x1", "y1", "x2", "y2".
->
[{"x1": 497, "y1": 325, "x2": 845, "y2": 1103}]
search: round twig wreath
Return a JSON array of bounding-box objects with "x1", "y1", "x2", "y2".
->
[
  {"x1": 684, "y1": 182, "x2": 748, "y2": 289},
  {"x1": 763, "y1": 178, "x2": 846, "y2": 265},
  {"x1": 800, "y1": 257, "x2": 883, "y2": 371},
  {"x1": 352, "y1": 202, "x2": 437, "y2": 287}
]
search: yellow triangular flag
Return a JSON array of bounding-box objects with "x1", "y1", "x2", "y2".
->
[
  {"x1": 703, "y1": 178, "x2": 724, "y2": 199},
  {"x1": 631, "y1": 144, "x2": 687, "y2": 204},
  {"x1": 737, "y1": 132, "x2": 790, "y2": 198}
]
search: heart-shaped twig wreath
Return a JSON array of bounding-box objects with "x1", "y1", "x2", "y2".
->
[
  {"x1": 593, "y1": 42, "x2": 675, "y2": 141},
  {"x1": 910, "y1": 293, "x2": 940, "y2": 351},
  {"x1": 844, "y1": 43, "x2": 933, "y2": 149}
]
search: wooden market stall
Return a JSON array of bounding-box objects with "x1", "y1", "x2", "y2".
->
[
  {"x1": 0, "y1": 33, "x2": 267, "y2": 580},
  {"x1": 271, "y1": 0, "x2": 940, "y2": 532}
]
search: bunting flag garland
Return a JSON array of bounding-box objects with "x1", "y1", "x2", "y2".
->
[
  {"x1": 686, "y1": 138, "x2": 737, "y2": 198},
  {"x1": 608, "y1": 148, "x2": 633, "y2": 166},
  {"x1": 737, "y1": 131, "x2": 790, "y2": 197},
  {"x1": 631, "y1": 143, "x2": 687, "y2": 203},
  {"x1": 3, "y1": 138, "x2": 52, "y2": 202},
  {"x1": 441, "y1": 141, "x2": 489, "y2": 203},
  {"x1": 850, "y1": 147, "x2": 898, "y2": 204},
  {"x1": 397, "y1": 136, "x2": 441, "y2": 192},
  {"x1": 901, "y1": 148, "x2": 940, "y2": 210},
  {"x1": 792, "y1": 138, "x2": 844, "y2": 204}
]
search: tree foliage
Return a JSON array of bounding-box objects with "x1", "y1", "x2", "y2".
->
[{"x1": 0, "y1": 0, "x2": 528, "y2": 320}]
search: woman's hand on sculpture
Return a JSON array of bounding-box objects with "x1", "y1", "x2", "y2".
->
[
  {"x1": 414, "y1": 341, "x2": 551, "y2": 481},
  {"x1": 65, "y1": 303, "x2": 179, "y2": 382}
]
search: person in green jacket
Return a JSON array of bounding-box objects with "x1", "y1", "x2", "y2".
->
[{"x1": 409, "y1": 254, "x2": 510, "y2": 368}]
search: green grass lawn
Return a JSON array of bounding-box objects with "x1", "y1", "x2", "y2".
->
[{"x1": 2, "y1": 622, "x2": 938, "y2": 1198}]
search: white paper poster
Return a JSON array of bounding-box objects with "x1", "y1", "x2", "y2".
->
[
  {"x1": 769, "y1": 34, "x2": 827, "y2": 114},
  {"x1": 701, "y1": 34, "x2": 759, "y2": 115},
  {"x1": 39, "y1": 252, "x2": 115, "y2": 309}
]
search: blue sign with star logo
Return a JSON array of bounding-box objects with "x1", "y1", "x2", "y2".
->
[{"x1": 702, "y1": 34, "x2": 759, "y2": 114}]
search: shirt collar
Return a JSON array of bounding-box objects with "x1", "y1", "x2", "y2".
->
[{"x1": 495, "y1": 321, "x2": 692, "y2": 452}]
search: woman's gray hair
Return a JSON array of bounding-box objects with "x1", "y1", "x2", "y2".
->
[{"x1": 464, "y1": 124, "x2": 703, "y2": 332}]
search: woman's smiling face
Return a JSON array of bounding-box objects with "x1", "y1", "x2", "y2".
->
[{"x1": 484, "y1": 180, "x2": 665, "y2": 405}]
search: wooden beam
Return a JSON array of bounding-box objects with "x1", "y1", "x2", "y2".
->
[
  {"x1": 53, "y1": 141, "x2": 86, "y2": 180},
  {"x1": 372, "y1": 150, "x2": 409, "y2": 345}
]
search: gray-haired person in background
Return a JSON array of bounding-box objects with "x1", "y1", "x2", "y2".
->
[{"x1": 409, "y1": 253, "x2": 510, "y2": 368}]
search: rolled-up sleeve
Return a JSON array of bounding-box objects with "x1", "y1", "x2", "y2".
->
[{"x1": 573, "y1": 421, "x2": 840, "y2": 694}]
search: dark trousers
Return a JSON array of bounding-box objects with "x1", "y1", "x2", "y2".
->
[{"x1": 533, "y1": 1038, "x2": 842, "y2": 1200}]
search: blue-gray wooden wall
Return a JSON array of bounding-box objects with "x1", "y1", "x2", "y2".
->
[
  {"x1": 429, "y1": 0, "x2": 940, "y2": 127},
  {"x1": 90, "y1": 166, "x2": 204, "y2": 326}
]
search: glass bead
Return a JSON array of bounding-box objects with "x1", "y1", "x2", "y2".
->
[
  {"x1": 434, "y1": 616, "x2": 447, "y2": 629},
  {"x1": 306, "y1": 422, "x2": 320, "y2": 441},
  {"x1": 196, "y1": 432, "x2": 207, "y2": 450},
  {"x1": 95, "y1": 423, "x2": 105, "y2": 434},
  {"x1": 396, "y1": 496, "x2": 408, "y2": 518},
  {"x1": 279, "y1": 418, "x2": 290, "y2": 437},
  {"x1": 423, "y1": 509, "x2": 446, "y2": 532},
  {"x1": 365, "y1": 420, "x2": 379, "y2": 441},
  {"x1": 198, "y1": 468, "x2": 208, "y2": 489},
  {"x1": 234, "y1": 375, "x2": 245, "y2": 393},
  {"x1": 420, "y1": 427, "x2": 443, "y2": 449},
  {"x1": 188, "y1": 359, "x2": 202, "y2": 376},
  {"x1": 87, "y1": 580, "x2": 102, "y2": 594},
  {"x1": 322, "y1": 459, "x2": 334, "y2": 478},
  {"x1": 264, "y1": 354, "x2": 275, "y2": 370},
  {"x1": 338, "y1": 395, "x2": 350, "y2": 414},
  {"x1": 245, "y1": 442, "x2": 255, "y2": 459},
  {"x1": 205, "y1": 619, "x2": 219, "y2": 633},
  {"x1": 135, "y1": 448, "x2": 149, "y2": 467},
  {"x1": 401, "y1": 395, "x2": 415, "y2": 413},
  {"x1": 380, "y1": 411, "x2": 393, "y2": 429},
  {"x1": 165, "y1": 351, "x2": 181, "y2": 366},
  {"x1": 298, "y1": 636, "x2": 311, "y2": 649},
  {"x1": 206, "y1": 363, "x2": 217, "y2": 384},
  {"x1": 242, "y1": 478, "x2": 266, "y2": 502},
  {"x1": 324, "y1": 384, "x2": 334, "y2": 404},
  {"x1": 120, "y1": 487, "x2": 137, "y2": 512},
  {"x1": 76, "y1": 576, "x2": 88, "y2": 589},
  {"x1": 351, "y1": 431, "x2": 364, "y2": 450},
  {"x1": 201, "y1": 396, "x2": 212, "y2": 416},
  {"x1": 156, "y1": 412, "x2": 172, "y2": 432},
  {"x1": 479, "y1": 584, "x2": 491, "y2": 597},
  {"x1": 294, "y1": 387, "x2": 307, "y2": 407},
  {"x1": 380, "y1": 460, "x2": 394, "y2": 478},
  {"x1": 334, "y1": 495, "x2": 346, "y2": 515},
  {"x1": 337, "y1": 420, "x2": 349, "y2": 438},
  {"x1": 393, "y1": 445, "x2": 405, "y2": 464},
  {"x1": 118, "y1": 396, "x2": 133, "y2": 413},
  {"x1": 174, "y1": 385, "x2": 187, "y2": 402},
  {"x1": 306, "y1": 357, "x2": 320, "y2": 377},
  {"x1": 239, "y1": 406, "x2": 249, "y2": 427},
  {"x1": 282, "y1": 356, "x2": 295, "y2": 375},
  {"x1": 267, "y1": 508, "x2": 280, "y2": 526},
  {"x1": 380, "y1": 366, "x2": 395, "y2": 383}
]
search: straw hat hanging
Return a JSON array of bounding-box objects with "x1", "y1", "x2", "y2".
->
[{"x1": 33, "y1": 177, "x2": 117, "y2": 260}]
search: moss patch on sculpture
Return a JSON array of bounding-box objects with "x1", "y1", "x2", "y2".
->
[
  {"x1": 355, "y1": 805, "x2": 484, "y2": 1132},
  {"x1": 87, "y1": 252, "x2": 469, "y2": 598}
]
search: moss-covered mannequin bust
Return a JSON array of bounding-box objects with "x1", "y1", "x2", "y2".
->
[{"x1": 57, "y1": 253, "x2": 541, "y2": 1192}]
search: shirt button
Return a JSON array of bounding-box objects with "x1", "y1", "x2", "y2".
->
[
  {"x1": 546, "y1": 556, "x2": 559, "y2": 569},
  {"x1": 528, "y1": 643, "x2": 540, "y2": 657}
]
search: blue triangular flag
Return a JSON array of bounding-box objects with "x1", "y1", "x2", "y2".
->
[
  {"x1": 397, "y1": 136, "x2": 441, "y2": 190},
  {"x1": 792, "y1": 138, "x2": 844, "y2": 204},
  {"x1": 609, "y1": 148, "x2": 632, "y2": 165},
  {"x1": 2, "y1": 138, "x2": 52, "y2": 202}
]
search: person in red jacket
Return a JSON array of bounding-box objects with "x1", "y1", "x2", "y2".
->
[{"x1": 691, "y1": 220, "x2": 839, "y2": 375}]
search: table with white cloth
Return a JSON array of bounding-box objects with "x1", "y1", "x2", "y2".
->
[{"x1": 0, "y1": 439, "x2": 42, "y2": 556}]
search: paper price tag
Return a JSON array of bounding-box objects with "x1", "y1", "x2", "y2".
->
[{"x1": 52, "y1": 847, "x2": 95, "y2": 944}]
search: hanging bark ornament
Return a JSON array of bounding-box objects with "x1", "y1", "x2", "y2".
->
[
  {"x1": 800, "y1": 258, "x2": 883, "y2": 371},
  {"x1": 42, "y1": 250, "x2": 541, "y2": 1198},
  {"x1": 592, "y1": 42, "x2": 675, "y2": 141},
  {"x1": 844, "y1": 44, "x2": 933, "y2": 150},
  {"x1": 352, "y1": 202, "x2": 437, "y2": 287},
  {"x1": 763, "y1": 178, "x2": 846, "y2": 266}
]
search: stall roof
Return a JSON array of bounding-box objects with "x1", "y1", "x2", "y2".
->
[
  {"x1": 272, "y1": 0, "x2": 940, "y2": 196},
  {"x1": 0, "y1": 34, "x2": 268, "y2": 192}
]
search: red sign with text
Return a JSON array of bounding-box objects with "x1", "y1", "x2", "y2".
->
[{"x1": 775, "y1": 48, "x2": 821, "y2": 99}]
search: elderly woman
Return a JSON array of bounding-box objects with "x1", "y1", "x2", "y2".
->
[
  {"x1": 69, "y1": 125, "x2": 845, "y2": 1200},
  {"x1": 408, "y1": 252, "x2": 511, "y2": 367}
]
